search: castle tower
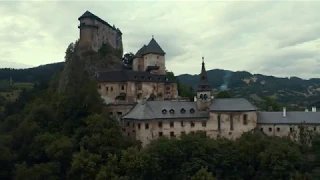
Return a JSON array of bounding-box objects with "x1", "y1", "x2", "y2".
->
[
  {"x1": 196, "y1": 57, "x2": 212, "y2": 111},
  {"x1": 132, "y1": 36, "x2": 166, "y2": 75},
  {"x1": 78, "y1": 11, "x2": 99, "y2": 51},
  {"x1": 77, "y1": 11, "x2": 123, "y2": 52}
]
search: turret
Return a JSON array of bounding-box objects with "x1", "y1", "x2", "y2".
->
[{"x1": 196, "y1": 57, "x2": 212, "y2": 111}]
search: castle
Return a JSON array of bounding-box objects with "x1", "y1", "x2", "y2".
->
[
  {"x1": 78, "y1": 11, "x2": 320, "y2": 147},
  {"x1": 78, "y1": 11, "x2": 123, "y2": 52}
]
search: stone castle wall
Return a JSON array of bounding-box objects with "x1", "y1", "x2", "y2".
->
[{"x1": 79, "y1": 17, "x2": 123, "y2": 53}]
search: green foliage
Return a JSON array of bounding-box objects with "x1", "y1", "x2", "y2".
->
[
  {"x1": 191, "y1": 167, "x2": 215, "y2": 180},
  {"x1": 123, "y1": 52, "x2": 135, "y2": 69},
  {"x1": 261, "y1": 96, "x2": 282, "y2": 111},
  {"x1": 215, "y1": 90, "x2": 231, "y2": 98}
]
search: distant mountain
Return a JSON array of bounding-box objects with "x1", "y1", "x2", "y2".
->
[
  {"x1": 1, "y1": 63, "x2": 319, "y2": 108},
  {"x1": 0, "y1": 62, "x2": 64, "y2": 83},
  {"x1": 177, "y1": 69, "x2": 320, "y2": 108}
]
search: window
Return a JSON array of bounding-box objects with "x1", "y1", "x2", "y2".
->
[
  {"x1": 132, "y1": 123, "x2": 135, "y2": 128},
  {"x1": 181, "y1": 131, "x2": 186, "y2": 135},
  {"x1": 126, "y1": 122, "x2": 130, "y2": 127},
  {"x1": 138, "y1": 123, "x2": 141, "y2": 130},
  {"x1": 269, "y1": 128, "x2": 272, "y2": 132},
  {"x1": 169, "y1": 109, "x2": 175, "y2": 114},
  {"x1": 277, "y1": 127, "x2": 280, "y2": 132},
  {"x1": 157, "y1": 56, "x2": 159, "y2": 59},
  {"x1": 170, "y1": 121, "x2": 174, "y2": 128},
  {"x1": 98, "y1": 85, "x2": 101, "y2": 89},
  {"x1": 202, "y1": 121, "x2": 206, "y2": 127},
  {"x1": 260, "y1": 127, "x2": 263, "y2": 131},
  {"x1": 141, "y1": 76, "x2": 145, "y2": 80},
  {"x1": 190, "y1": 108, "x2": 195, "y2": 114},
  {"x1": 190, "y1": 131, "x2": 195, "y2": 135},
  {"x1": 290, "y1": 127, "x2": 293, "y2": 132},
  {"x1": 158, "y1": 121, "x2": 162, "y2": 128},
  {"x1": 158, "y1": 132, "x2": 163, "y2": 137},
  {"x1": 127, "y1": 132, "x2": 130, "y2": 137},
  {"x1": 111, "y1": 87, "x2": 113, "y2": 92},
  {"x1": 145, "y1": 123, "x2": 149, "y2": 129},
  {"x1": 314, "y1": 127, "x2": 317, "y2": 131},
  {"x1": 170, "y1": 132, "x2": 175, "y2": 137},
  {"x1": 117, "y1": 112, "x2": 122, "y2": 116},
  {"x1": 218, "y1": 114, "x2": 221, "y2": 130},
  {"x1": 121, "y1": 85, "x2": 125, "y2": 90},
  {"x1": 181, "y1": 121, "x2": 184, "y2": 127},
  {"x1": 162, "y1": 109, "x2": 167, "y2": 114},
  {"x1": 191, "y1": 121, "x2": 195, "y2": 127},
  {"x1": 109, "y1": 112, "x2": 113, "y2": 116},
  {"x1": 180, "y1": 108, "x2": 186, "y2": 113},
  {"x1": 106, "y1": 87, "x2": 109, "y2": 91},
  {"x1": 230, "y1": 115, "x2": 234, "y2": 130},
  {"x1": 243, "y1": 114, "x2": 248, "y2": 125}
]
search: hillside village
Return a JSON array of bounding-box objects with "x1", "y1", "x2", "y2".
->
[{"x1": 72, "y1": 11, "x2": 320, "y2": 146}]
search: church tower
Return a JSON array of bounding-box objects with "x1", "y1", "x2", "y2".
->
[{"x1": 196, "y1": 57, "x2": 212, "y2": 111}]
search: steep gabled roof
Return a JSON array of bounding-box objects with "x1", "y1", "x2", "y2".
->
[
  {"x1": 142, "y1": 38, "x2": 165, "y2": 55},
  {"x1": 258, "y1": 112, "x2": 320, "y2": 124},
  {"x1": 210, "y1": 98, "x2": 258, "y2": 112},
  {"x1": 95, "y1": 70, "x2": 175, "y2": 83},
  {"x1": 135, "y1": 45, "x2": 147, "y2": 58},
  {"x1": 123, "y1": 101, "x2": 209, "y2": 120},
  {"x1": 197, "y1": 57, "x2": 211, "y2": 91},
  {"x1": 78, "y1": 11, "x2": 120, "y2": 32}
]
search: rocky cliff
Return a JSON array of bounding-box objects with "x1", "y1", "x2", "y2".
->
[{"x1": 58, "y1": 41, "x2": 123, "y2": 94}]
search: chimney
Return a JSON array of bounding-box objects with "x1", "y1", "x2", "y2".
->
[
  {"x1": 283, "y1": 107, "x2": 286, "y2": 118},
  {"x1": 194, "y1": 96, "x2": 197, "y2": 102},
  {"x1": 312, "y1": 107, "x2": 317, "y2": 112}
]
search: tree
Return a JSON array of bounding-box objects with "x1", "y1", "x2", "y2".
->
[
  {"x1": 191, "y1": 167, "x2": 215, "y2": 180},
  {"x1": 123, "y1": 52, "x2": 135, "y2": 69},
  {"x1": 215, "y1": 90, "x2": 231, "y2": 98},
  {"x1": 261, "y1": 97, "x2": 281, "y2": 111}
]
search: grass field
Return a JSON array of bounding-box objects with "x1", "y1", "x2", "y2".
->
[{"x1": 0, "y1": 82, "x2": 34, "y2": 102}]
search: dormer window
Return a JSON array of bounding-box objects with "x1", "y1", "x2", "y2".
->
[
  {"x1": 141, "y1": 76, "x2": 145, "y2": 80},
  {"x1": 162, "y1": 109, "x2": 167, "y2": 114},
  {"x1": 134, "y1": 76, "x2": 138, "y2": 80},
  {"x1": 148, "y1": 77, "x2": 152, "y2": 80},
  {"x1": 180, "y1": 108, "x2": 186, "y2": 114},
  {"x1": 169, "y1": 109, "x2": 175, "y2": 114},
  {"x1": 190, "y1": 108, "x2": 195, "y2": 114}
]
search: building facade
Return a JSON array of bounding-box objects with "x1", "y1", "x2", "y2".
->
[
  {"x1": 95, "y1": 37, "x2": 178, "y2": 116},
  {"x1": 78, "y1": 11, "x2": 123, "y2": 52},
  {"x1": 122, "y1": 58, "x2": 320, "y2": 147}
]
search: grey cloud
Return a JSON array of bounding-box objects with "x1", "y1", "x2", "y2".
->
[{"x1": 1, "y1": 1, "x2": 320, "y2": 79}]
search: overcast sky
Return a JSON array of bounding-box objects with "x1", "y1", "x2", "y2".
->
[{"x1": 1, "y1": 1, "x2": 320, "y2": 79}]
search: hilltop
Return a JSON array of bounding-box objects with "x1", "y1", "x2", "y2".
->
[
  {"x1": 1, "y1": 63, "x2": 319, "y2": 108},
  {"x1": 178, "y1": 69, "x2": 320, "y2": 109}
]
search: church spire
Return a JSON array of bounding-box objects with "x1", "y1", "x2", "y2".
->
[{"x1": 197, "y1": 57, "x2": 211, "y2": 92}]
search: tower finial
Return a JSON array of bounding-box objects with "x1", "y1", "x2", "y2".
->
[
  {"x1": 152, "y1": 35, "x2": 154, "y2": 39},
  {"x1": 202, "y1": 56, "x2": 204, "y2": 63}
]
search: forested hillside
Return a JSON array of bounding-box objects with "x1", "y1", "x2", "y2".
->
[
  {"x1": 1, "y1": 61, "x2": 320, "y2": 109},
  {"x1": 178, "y1": 70, "x2": 320, "y2": 109}
]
